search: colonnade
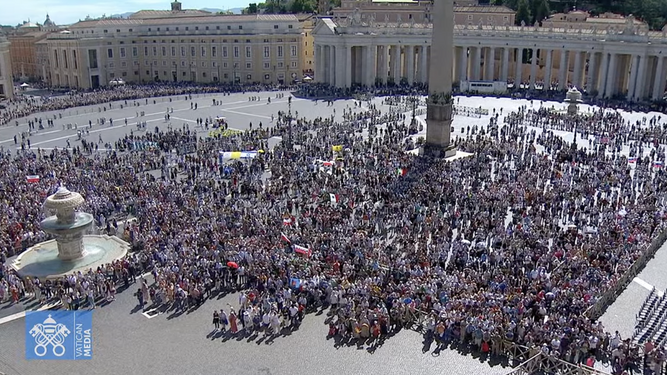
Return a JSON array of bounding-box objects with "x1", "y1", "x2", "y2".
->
[
  {"x1": 315, "y1": 43, "x2": 431, "y2": 88},
  {"x1": 314, "y1": 21, "x2": 667, "y2": 101},
  {"x1": 316, "y1": 42, "x2": 667, "y2": 101}
]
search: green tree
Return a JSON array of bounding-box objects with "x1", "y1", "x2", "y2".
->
[
  {"x1": 533, "y1": 0, "x2": 550, "y2": 23},
  {"x1": 246, "y1": 3, "x2": 259, "y2": 14},
  {"x1": 516, "y1": 0, "x2": 531, "y2": 25},
  {"x1": 290, "y1": 0, "x2": 314, "y2": 13}
]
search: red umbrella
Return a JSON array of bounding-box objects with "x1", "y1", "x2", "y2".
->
[{"x1": 227, "y1": 261, "x2": 239, "y2": 269}]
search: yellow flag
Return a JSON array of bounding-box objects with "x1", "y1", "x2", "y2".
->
[{"x1": 332, "y1": 145, "x2": 343, "y2": 152}]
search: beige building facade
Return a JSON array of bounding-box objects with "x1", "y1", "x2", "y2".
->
[
  {"x1": 0, "y1": 35, "x2": 14, "y2": 99},
  {"x1": 43, "y1": 5, "x2": 304, "y2": 89},
  {"x1": 314, "y1": 15, "x2": 667, "y2": 101},
  {"x1": 333, "y1": 0, "x2": 515, "y2": 27}
]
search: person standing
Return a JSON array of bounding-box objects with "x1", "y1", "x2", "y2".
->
[{"x1": 212, "y1": 310, "x2": 220, "y2": 330}]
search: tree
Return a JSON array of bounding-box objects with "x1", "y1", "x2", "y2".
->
[
  {"x1": 516, "y1": 0, "x2": 531, "y2": 25},
  {"x1": 533, "y1": 0, "x2": 550, "y2": 24},
  {"x1": 246, "y1": 3, "x2": 259, "y2": 14}
]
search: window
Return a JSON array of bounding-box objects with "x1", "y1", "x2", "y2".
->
[
  {"x1": 181, "y1": 61, "x2": 186, "y2": 67},
  {"x1": 181, "y1": 46, "x2": 186, "y2": 57},
  {"x1": 216, "y1": 26, "x2": 220, "y2": 30},
  {"x1": 234, "y1": 46, "x2": 239, "y2": 58},
  {"x1": 162, "y1": 61, "x2": 167, "y2": 66},
  {"x1": 274, "y1": 25, "x2": 279, "y2": 29},
  {"x1": 132, "y1": 47, "x2": 138, "y2": 57},
  {"x1": 206, "y1": 26, "x2": 209, "y2": 30},
  {"x1": 246, "y1": 46, "x2": 251, "y2": 58},
  {"x1": 195, "y1": 26, "x2": 199, "y2": 31},
  {"x1": 246, "y1": 62, "x2": 252, "y2": 69},
  {"x1": 212, "y1": 61, "x2": 217, "y2": 67},
  {"x1": 191, "y1": 46, "x2": 195, "y2": 57},
  {"x1": 134, "y1": 71, "x2": 139, "y2": 75},
  {"x1": 63, "y1": 50, "x2": 68, "y2": 69},
  {"x1": 227, "y1": 25, "x2": 231, "y2": 30},
  {"x1": 223, "y1": 46, "x2": 228, "y2": 58},
  {"x1": 72, "y1": 50, "x2": 77, "y2": 69},
  {"x1": 239, "y1": 25, "x2": 243, "y2": 30},
  {"x1": 201, "y1": 46, "x2": 206, "y2": 57},
  {"x1": 109, "y1": 72, "x2": 114, "y2": 78},
  {"x1": 120, "y1": 47, "x2": 126, "y2": 58},
  {"x1": 201, "y1": 62, "x2": 207, "y2": 67},
  {"x1": 144, "y1": 46, "x2": 149, "y2": 56},
  {"x1": 504, "y1": 16, "x2": 509, "y2": 22},
  {"x1": 288, "y1": 25, "x2": 293, "y2": 29},
  {"x1": 291, "y1": 45, "x2": 297, "y2": 57},
  {"x1": 171, "y1": 46, "x2": 176, "y2": 56},
  {"x1": 264, "y1": 46, "x2": 270, "y2": 58},
  {"x1": 162, "y1": 46, "x2": 166, "y2": 56},
  {"x1": 121, "y1": 61, "x2": 127, "y2": 67},
  {"x1": 264, "y1": 62, "x2": 270, "y2": 69},
  {"x1": 107, "y1": 48, "x2": 113, "y2": 58},
  {"x1": 212, "y1": 46, "x2": 217, "y2": 57},
  {"x1": 291, "y1": 61, "x2": 297, "y2": 68},
  {"x1": 109, "y1": 62, "x2": 114, "y2": 68},
  {"x1": 468, "y1": 15, "x2": 473, "y2": 20},
  {"x1": 277, "y1": 62, "x2": 284, "y2": 68},
  {"x1": 277, "y1": 46, "x2": 283, "y2": 58},
  {"x1": 223, "y1": 62, "x2": 228, "y2": 68},
  {"x1": 152, "y1": 46, "x2": 157, "y2": 56}
]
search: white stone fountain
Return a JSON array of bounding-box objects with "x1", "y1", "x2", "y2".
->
[{"x1": 12, "y1": 187, "x2": 129, "y2": 278}]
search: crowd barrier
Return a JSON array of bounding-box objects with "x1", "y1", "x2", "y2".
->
[{"x1": 584, "y1": 229, "x2": 667, "y2": 320}]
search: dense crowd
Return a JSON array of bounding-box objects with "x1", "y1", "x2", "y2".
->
[{"x1": 1, "y1": 85, "x2": 667, "y2": 375}]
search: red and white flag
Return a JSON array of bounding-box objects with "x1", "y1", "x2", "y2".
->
[
  {"x1": 281, "y1": 232, "x2": 291, "y2": 243},
  {"x1": 329, "y1": 193, "x2": 339, "y2": 204},
  {"x1": 26, "y1": 175, "x2": 40, "y2": 183},
  {"x1": 283, "y1": 217, "x2": 293, "y2": 225},
  {"x1": 294, "y1": 244, "x2": 312, "y2": 257}
]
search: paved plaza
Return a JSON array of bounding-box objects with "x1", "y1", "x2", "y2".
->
[{"x1": 1, "y1": 91, "x2": 666, "y2": 375}]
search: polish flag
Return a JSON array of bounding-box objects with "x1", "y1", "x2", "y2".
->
[
  {"x1": 283, "y1": 217, "x2": 293, "y2": 225},
  {"x1": 26, "y1": 175, "x2": 40, "y2": 183},
  {"x1": 329, "y1": 193, "x2": 339, "y2": 203},
  {"x1": 281, "y1": 232, "x2": 291, "y2": 243},
  {"x1": 294, "y1": 245, "x2": 312, "y2": 257}
]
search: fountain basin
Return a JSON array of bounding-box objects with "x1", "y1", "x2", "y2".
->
[
  {"x1": 40, "y1": 212, "x2": 94, "y2": 234},
  {"x1": 11, "y1": 235, "x2": 130, "y2": 279}
]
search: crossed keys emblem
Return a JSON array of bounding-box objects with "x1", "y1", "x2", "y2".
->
[{"x1": 29, "y1": 315, "x2": 71, "y2": 357}]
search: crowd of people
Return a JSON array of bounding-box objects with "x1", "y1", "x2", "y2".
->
[{"x1": 1, "y1": 82, "x2": 667, "y2": 375}]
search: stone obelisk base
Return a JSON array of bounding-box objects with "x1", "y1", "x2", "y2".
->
[{"x1": 423, "y1": 102, "x2": 457, "y2": 158}]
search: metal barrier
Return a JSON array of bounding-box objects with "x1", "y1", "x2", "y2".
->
[{"x1": 506, "y1": 352, "x2": 607, "y2": 375}]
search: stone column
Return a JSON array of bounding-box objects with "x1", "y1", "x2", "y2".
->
[
  {"x1": 460, "y1": 46, "x2": 468, "y2": 83},
  {"x1": 634, "y1": 54, "x2": 648, "y2": 101},
  {"x1": 406, "y1": 45, "x2": 415, "y2": 85},
  {"x1": 335, "y1": 45, "x2": 345, "y2": 88},
  {"x1": 597, "y1": 52, "x2": 609, "y2": 97},
  {"x1": 515, "y1": 47, "x2": 523, "y2": 87},
  {"x1": 501, "y1": 47, "x2": 509, "y2": 82},
  {"x1": 472, "y1": 46, "x2": 481, "y2": 80},
  {"x1": 487, "y1": 47, "x2": 496, "y2": 81},
  {"x1": 328, "y1": 45, "x2": 336, "y2": 85},
  {"x1": 365, "y1": 45, "x2": 375, "y2": 87},
  {"x1": 573, "y1": 51, "x2": 583, "y2": 89},
  {"x1": 315, "y1": 45, "x2": 323, "y2": 82},
  {"x1": 605, "y1": 53, "x2": 617, "y2": 98},
  {"x1": 392, "y1": 45, "x2": 401, "y2": 83},
  {"x1": 586, "y1": 51, "x2": 597, "y2": 93},
  {"x1": 627, "y1": 54, "x2": 639, "y2": 100},
  {"x1": 421, "y1": 46, "x2": 429, "y2": 83},
  {"x1": 653, "y1": 56, "x2": 665, "y2": 100},
  {"x1": 529, "y1": 48, "x2": 538, "y2": 89},
  {"x1": 345, "y1": 45, "x2": 352, "y2": 88},
  {"x1": 558, "y1": 49, "x2": 568, "y2": 90},
  {"x1": 378, "y1": 45, "x2": 386, "y2": 84},
  {"x1": 543, "y1": 49, "x2": 553, "y2": 91},
  {"x1": 425, "y1": 0, "x2": 455, "y2": 156}
]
